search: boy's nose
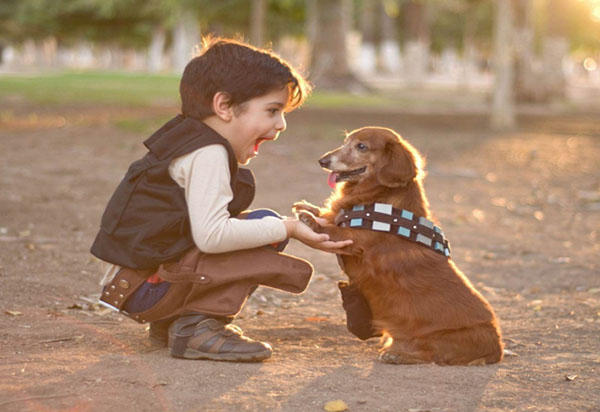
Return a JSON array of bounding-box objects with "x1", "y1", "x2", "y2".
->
[{"x1": 275, "y1": 114, "x2": 286, "y2": 132}]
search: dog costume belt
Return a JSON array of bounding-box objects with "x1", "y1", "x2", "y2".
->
[{"x1": 334, "y1": 203, "x2": 451, "y2": 257}]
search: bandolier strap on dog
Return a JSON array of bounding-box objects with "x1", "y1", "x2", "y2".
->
[{"x1": 334, "y1": 203, "x2": 451, "y2": 257}]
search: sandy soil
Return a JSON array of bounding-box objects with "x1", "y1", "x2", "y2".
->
[{"x1": 0, "y1": 102, "x2": 599, "y2": 412}]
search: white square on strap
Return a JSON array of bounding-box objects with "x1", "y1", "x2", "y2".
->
[
  {"x1": 373, "y1": 203, "x2": 393, "y2": 215},
  {"x1": 372, "y1": 221, "x2": 391, "y2": 232}
]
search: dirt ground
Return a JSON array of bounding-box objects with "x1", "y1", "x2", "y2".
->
[{"x1": 0, "y1": 101, "x2": 599, "y2": 412}]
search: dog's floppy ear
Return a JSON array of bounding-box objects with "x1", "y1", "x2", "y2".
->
[{"x1": 376, "y1": 140, "x2": 418, "y2": 188}]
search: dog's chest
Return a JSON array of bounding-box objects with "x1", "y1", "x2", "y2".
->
[{"x1": 336, "y1": 254, "x2": 368, "y2": 280}]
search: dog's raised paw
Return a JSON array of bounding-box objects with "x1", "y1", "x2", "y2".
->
[
  {"x1": 296, "y1": 211, "x2": 320, "y2": 232},
  {"x1": 292, "y1": 201, "x2": 321, "y2": 217}
]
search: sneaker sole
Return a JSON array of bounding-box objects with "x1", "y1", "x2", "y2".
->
[{"x1": 170, "y1": 348, "x2": 272, "y2": 362}]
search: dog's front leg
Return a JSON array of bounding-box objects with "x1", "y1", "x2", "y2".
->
[{"x1": 296, "y1": 211, "x2": 360, "y2": 255}]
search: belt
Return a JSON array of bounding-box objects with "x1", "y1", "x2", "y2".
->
[{"x1": 98, "y1": 268, "x2": 153, "y2": 321}]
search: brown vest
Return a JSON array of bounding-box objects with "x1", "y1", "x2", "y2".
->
[{"x1": 91, "y1": 115, "x2": 255, "y2": 269}]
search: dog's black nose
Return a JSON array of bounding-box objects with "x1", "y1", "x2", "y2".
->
[{"x1": 319, "y1": 158, "x2": 330, "y2": 168}]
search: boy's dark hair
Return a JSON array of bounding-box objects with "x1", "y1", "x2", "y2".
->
[{"x1": 180, "y1": 36, "x2": 312, "y2": 120}]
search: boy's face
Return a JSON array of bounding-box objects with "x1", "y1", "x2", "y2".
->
[{"x1": 227, "y1": 88, "x2": 289, "y2": 165}]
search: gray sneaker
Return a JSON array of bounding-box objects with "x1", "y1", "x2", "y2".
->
[{"x1": 168, "y1": 315, "x2": 272, "y2": 362}]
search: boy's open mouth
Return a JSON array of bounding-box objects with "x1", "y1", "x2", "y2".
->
[
  {"x1": 253, "y1": 138, "x2": 270, "y2": 154},
  {"x1": 327, "y1": 166, "x2": 367, "y2": 188}
]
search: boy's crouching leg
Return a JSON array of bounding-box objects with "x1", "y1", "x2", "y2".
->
[
  {"x1": 168, "y1": 314, "x2": 272, "y2": 362},
  {"x1": 148, "y1": 318, "x2": 174, "y2": 347}
]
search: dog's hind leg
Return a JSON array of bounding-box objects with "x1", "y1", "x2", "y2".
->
[
  {"x1": 379, "y1": 351, "x2": 431, "y2": 365},
  {"x1": 378, "y1": 339, "x2": 432, "y2": 365}
]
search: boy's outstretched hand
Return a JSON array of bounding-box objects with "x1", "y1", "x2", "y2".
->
[{"x1": 283, "y1": 217, "x2": 353, "y2": 254}]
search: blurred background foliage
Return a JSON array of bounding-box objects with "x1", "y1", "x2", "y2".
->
[
  {"x1": 1, "y1": 0, "x2": 599, "y2": 130},
  {"x1": 1, "y1": 0, "x2": 598, "y2": 52}
]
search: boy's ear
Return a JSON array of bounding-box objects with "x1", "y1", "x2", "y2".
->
[{"x1": 212, "y1": 92, "x2": 234, "y2": 122}]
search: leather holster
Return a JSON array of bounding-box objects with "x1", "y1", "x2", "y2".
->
[{"x1": 108, "y1": 246, "x2": 313, "y2": 323}]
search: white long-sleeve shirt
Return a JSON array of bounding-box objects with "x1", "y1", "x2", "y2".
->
[{"x1": 99, "y1": 144, "x2": 287, "y2": 286}]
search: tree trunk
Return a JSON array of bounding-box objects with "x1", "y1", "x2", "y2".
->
[
  {"x1": 380, "y1": 0, "x2": 401, "y2": 73},
  {"x1": 172, "y1": 7, "x2": 200, "y2": 74},
  {"x1": 461, "y1": 4, "x2": 478, "y2": 88},
  {"x1": 402, "y1": 1, "x2": 430, "y2": 85},
  {"x1": 306, "y1": 0, "x2": 318, "y2": 47},
  {"x1": 357, "y1": 0, "x2": 377, "y2": 75},
  {"x1": 309, "y1": 0, "x2": 363, "y2": 91},
  {"x1": 542, "y1": 0, "x2": 569, "y2": 101},
  {"x1": 491, "y1": 0, "x2": 516, "y2": 131},
  {"x1": 514, "y1": 0, "x2": 544, "y2": 102},
  {"x1": 148, "y1": 25, "x2": 166, "y2": 73},
  {"x1": 250, "y1": 0, "x2": 266, "y2": 47}
]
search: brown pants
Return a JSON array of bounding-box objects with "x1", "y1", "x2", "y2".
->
[{"x1": 100, "y1": 246, "x2": 313, "y2": 323}]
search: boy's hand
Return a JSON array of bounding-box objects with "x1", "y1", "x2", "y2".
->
[{"x1": 283, "y1": 218, "x2": 353, "y2": 254}]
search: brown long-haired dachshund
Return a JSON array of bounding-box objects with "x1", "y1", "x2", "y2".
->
[{"x1": 294, "y1": 127, "x2": 503, "y2": 365}]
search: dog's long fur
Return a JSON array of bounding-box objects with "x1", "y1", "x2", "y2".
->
[{"x1": 295, "y1": 127, "x2": 503, "y2": 365}]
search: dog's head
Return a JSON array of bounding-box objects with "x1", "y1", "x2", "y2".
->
[{"x1": 319, "y1": 127, "x2": 424, "y2": 188}]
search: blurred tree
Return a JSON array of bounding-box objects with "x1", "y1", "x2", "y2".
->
[
  {"x1": 514, "y1": 0, "x2": 541, "y2": 102},
  {"x1": 172, "y1": 0, "x2": 200, "y2": 74},
  {"x1": 250, "y1": 0, "x2": 266, "y2": 46},
  {"x1": 567, "y1": 0, "x2": 600, "y2": 53},
  {"x1": 0, "y1": 0, "x2": 161, "y2": 47},
  {"x1": 380, "y1": 0, "x2": 401, "y2": 72},
  {"x1": 147, "y1": 23, "x2": 167, "y2": 72},
  {"x1": 402, "y1": 0, "x2": 430, "y2": 84},
  {"x1": 541, "y1": 0, "x2": 569, "y2": 101},
  {"x1": 491, "y1": 0, "x2": 516, "y2": 130},
  {"x1": 357, "y1": 0, "x2": 378, "y2": 74},
  {"x1": 310, "y1": 0, "x2": 363, "y2": 90},
  {"x1": 427, "y1": 0, "x2": 493, "y2": 54}
]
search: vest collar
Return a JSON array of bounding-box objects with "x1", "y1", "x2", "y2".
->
[
  {"x1": 334, "y1": 203, "x2": 451, "y2": 257},
  {"x1": 144, "y1": 115, "x2": 232, "y2": 161}
]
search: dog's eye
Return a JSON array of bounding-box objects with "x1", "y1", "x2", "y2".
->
[{"x1": 356, "y1": 143, "x2": 368, "y2": 151}]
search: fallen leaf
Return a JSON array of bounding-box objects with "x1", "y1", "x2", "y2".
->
[
  {"x1": 324, "y1": 400, "x2": 348, "y2": 411},
  {"x1": 565, "y1": 374, "x2": 577, "y2": 381},
  {"x1": 305, "y1": 316, "x2": 328, "y2": 323},
  {"x1": 5, "y1": 310, "x2": 23, "y2": 316},
  {"x1": 485, "y1": 172, "x2": 497, "y2": 182},
  {"x1": 472, "y1": 209, "x2": 485, "y2": 222},
  {"x1": 490, "y1": 197, "x2": 507, "y2": 207},
  {"x1": 483, "y1": 252, "x2": 497, "y2": 260}
]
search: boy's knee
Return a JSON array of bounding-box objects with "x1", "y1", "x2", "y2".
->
[
  {"x1": 243, "y1": 209, "x2": 288, "y2": 252},
  {"x1": 244, "y1": 209, "x2": 281, "y2": 220}
]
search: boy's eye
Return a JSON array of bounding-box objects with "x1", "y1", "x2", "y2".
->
[
  {"x1": 268, "y1": 108, "x2": 279, "y2": 115},
  {"x1": 356, "y1": 142, "x2": 367, "y2": 151}
]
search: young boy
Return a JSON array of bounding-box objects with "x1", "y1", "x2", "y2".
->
[{"x1": 90, "y1": 37, "x2": 351, "y2": 362}]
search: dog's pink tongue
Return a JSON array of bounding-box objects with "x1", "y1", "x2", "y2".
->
[{"x1": 327, "y1": 172, "x2": 338, "y2": 188}]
